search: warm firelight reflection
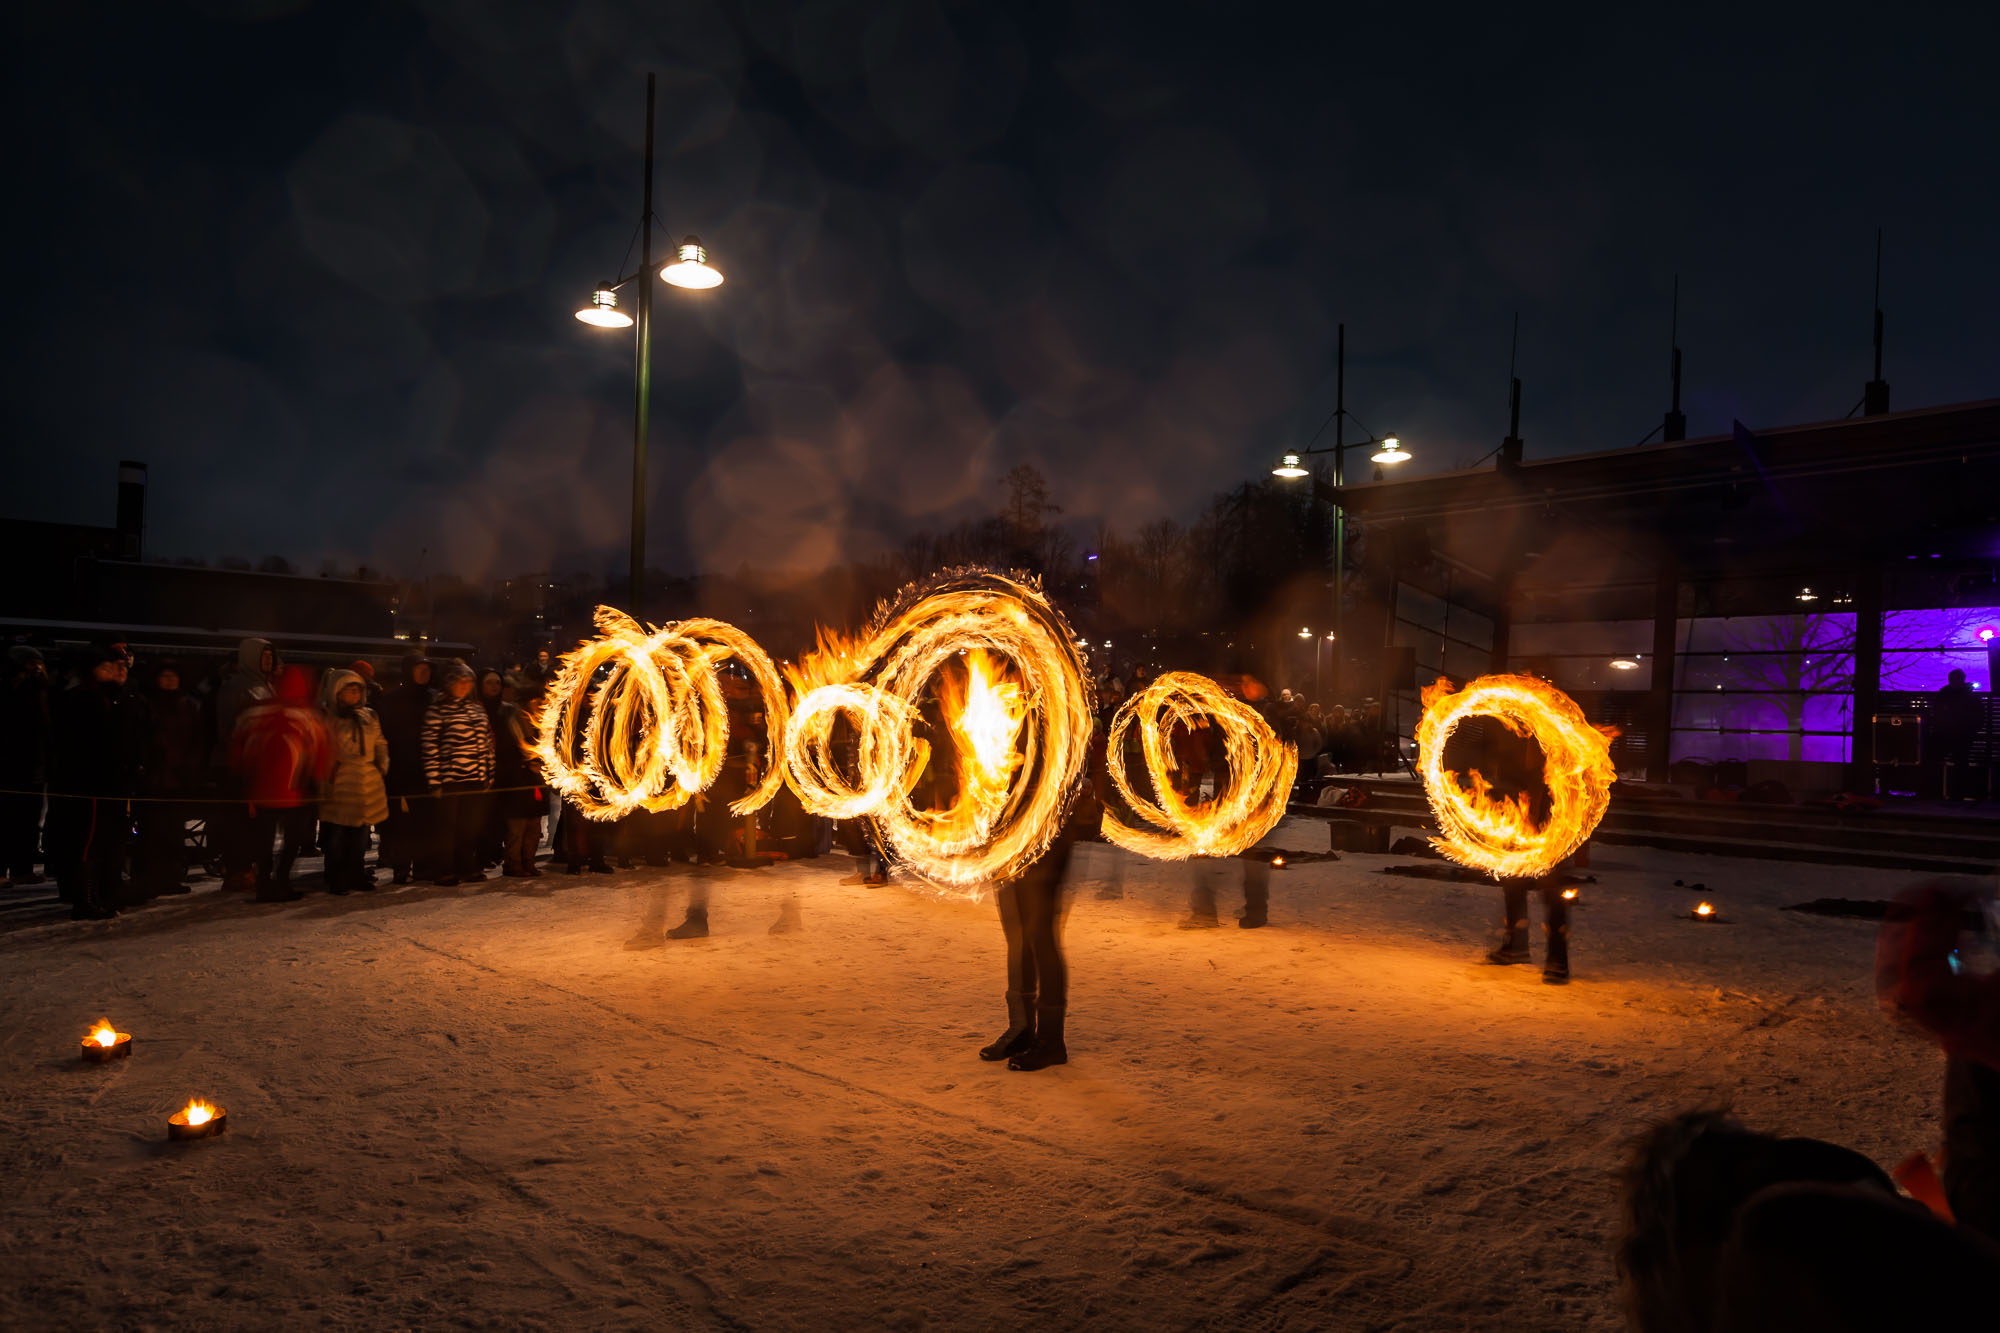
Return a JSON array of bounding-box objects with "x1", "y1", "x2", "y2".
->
[
  {"x1": 91, "y1": 1020, "x2": 117, "y2": 1047},
  {"x1": 1415, "y1": 674, "x2": 1618, "y2": 880},
  {"x1": 182, "y1": 1098, "x2": 213, "y2": 1127}
]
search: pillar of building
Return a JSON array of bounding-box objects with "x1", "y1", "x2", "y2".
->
[
  {"x1": 1645, "y1": 559, "x2": 1679, "y2": 783},
  {"x1": 1848, "y1": 568, "x2": 1884, "y2": 792}
]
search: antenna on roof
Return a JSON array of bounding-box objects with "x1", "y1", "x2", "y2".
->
[
  {"x1": 1498, "y1": 313, "x2": 1524, "y2": 471},
  {"x1": 1662, "y1": 276, "x2": 1686, "y2": 442},
  {"x1": 1863, "y1": 228, "x2": 1890, "y2": 415}
]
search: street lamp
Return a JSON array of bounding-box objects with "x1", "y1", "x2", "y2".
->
[
  {"x1": 572, "y1": 73, "x2": 724, "y2": 618},
  {"x1": 1268, "y1": 324, "x2": 1411, "y2": 707}
]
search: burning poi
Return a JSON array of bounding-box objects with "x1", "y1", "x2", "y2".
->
[
  {"x1": 1101, "y1": 672, "x2": 1297, "y2": 860},
  {"x1": 781, "y1": 569, "x2": 1095, "y2": 898},
  {"x1": 1414, "y1": 673, "x2": 1617, "y2": 879},
  {"x1": 536, "y1": 609, "x2": 790, "y2": 821}
]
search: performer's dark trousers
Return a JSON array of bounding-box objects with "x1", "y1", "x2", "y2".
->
[
  {"x1": 48, "y1": 794, "x2": 128, "y2": 909},
  {"x1": 1502, "y1": 880, "x2": 1570, "y2": 970},
  {"x1": 997, "y1": 834, "x2": 1075, "y2": 1010}
]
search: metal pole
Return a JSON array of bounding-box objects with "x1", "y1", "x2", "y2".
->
[
  {"x1": 1331, "y1": 323, "x2": 1345, "y2": 705},
  {"x1": 630, "y1": 73, "x2": 656, "y2": 617}
]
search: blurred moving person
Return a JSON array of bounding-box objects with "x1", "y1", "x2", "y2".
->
[
  {"x1": 422, "y1": 659, "x2": 495, "y2": 886},
  {"x1": 983, "y1": 814, "x2": 1083, "y2": 1072},
  {"x1": 211, "y1": 636, "x2": 275, "y2": 891},
  {"x1": 319, "y1": 669, "x2": 389, "y2": 895},
  {"x1": 231, "y1": 665, "x2": 332, "y2": 903}
]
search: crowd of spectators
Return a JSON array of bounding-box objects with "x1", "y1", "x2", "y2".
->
[{"x1": 0, "y1": 637, "x2": 824, "y2": 921}]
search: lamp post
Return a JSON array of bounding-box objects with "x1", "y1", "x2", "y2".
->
[
  {"x1": 1297, "y1": 627, "x2": 1337, "y2": 700},
  {"x1": 574, "y1": 73, "x2": 725, "y2": 619},
  {"x1": 1271, "y1": 324, "x2": 1412, "y2": 706}
]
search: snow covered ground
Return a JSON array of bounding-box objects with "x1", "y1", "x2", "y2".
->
[{"x1": 3, "y1": 819, "x2": 1988, "y2": 1331}]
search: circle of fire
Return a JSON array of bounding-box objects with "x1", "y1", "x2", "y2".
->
[
  {"x1": 1414, "y1": 673, "x2": 1617, "y2": 879},
  {"x1": 781, "y1": 570, "x2": 1095, "y2": 896},
  {"x1": 537, "y1": 608, "x2": 791, "y2": 820},
  {"x1": 1100, "y1": 672, "x2": 1298, "y2": 860}
]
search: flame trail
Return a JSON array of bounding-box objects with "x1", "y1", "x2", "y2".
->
[
  {"x1": 1414, "y1": 673, "x2": 1617, "y2": 879},
  {"x1": 781, "y1": 569, "x2": 1094, "y2": 898},
  {"x1": 1101, "y1": 672, "x2": 1297, "y2": 859},
  {"x1": 537, "y1": 608, "x2": 791, "y2": 820}
]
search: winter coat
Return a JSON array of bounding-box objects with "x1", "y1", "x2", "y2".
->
[
  {"x1": 145, "y1": 687, "x2": 207, "y2": 794},
  {"x1": 495, "y1": 701, "x2": 548, "y2": 817},
  {"x1": 377, "y1": 655, "x2": 434, "y2": 796},
  {"x1": 213, "y1": 637, "x2": 274, "y2": 745},
  {"x1": 320, "y1": 670, "x2": 390, "y2": 827},
  {"x1": 1935, "y1": 681, "x2": 1983, "y2": 742},
  {"x1": 231, "y1": 666, "x2": 333, "y2": 809},
  {"x1": 0, "y1": 659, "x2": 49, "y2": 785},
  {"x1": 423, "y1": 693, "x2": 494, "y2": 787},
  {"x1": 49, "y1": 677, "x2": 149, "y2": 799}
]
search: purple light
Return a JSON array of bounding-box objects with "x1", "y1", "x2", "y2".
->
[{"x1": 1085, "y1": 552, "x2": 1099, "y2": 561}]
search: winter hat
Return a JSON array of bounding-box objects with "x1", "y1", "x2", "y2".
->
[
  {"x1": 438, "y1": 658, "x2": 475, "y2": 684},
  {"x1": 350, "y1": 659, "x2": 376, "y2": 681},
  {"x1": 7, "y1": 645, "x2": 43, "y2": 668}
]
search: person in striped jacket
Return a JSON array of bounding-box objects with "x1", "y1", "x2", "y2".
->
[{"x1": 421, "y1": 659, "x2": 495, "y2": 885}]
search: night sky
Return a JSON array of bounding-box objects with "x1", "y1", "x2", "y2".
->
[{"x1": 11, "y1": 1, "x2": 1998, "y2": 582}]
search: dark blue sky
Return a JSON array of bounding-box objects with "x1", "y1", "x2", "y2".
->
[{"x1": 10, "y1": 1, "x2": 1998, "y2": 580}]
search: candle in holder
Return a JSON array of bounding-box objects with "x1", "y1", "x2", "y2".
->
[
  {"x1": 1270, "y1": 855, "x2": 1286, "y2": 869},
  {"x1": 1692, "y1": 901, "x2": 1717, "y2": 922},
  {"x1": 168, "y1": 1097, "x2": 228, "y2": 1141},
  {"x1": 1560, "y1": 886, "x2": 1579, "y2": 901},
  {"x1": 80, "y1": 1018, "x2": 131, "y2": 1063}
]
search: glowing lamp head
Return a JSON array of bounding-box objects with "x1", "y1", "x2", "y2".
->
[
  {"x1": 1978, "y1": 626, "x2": 1997, "y2": 643},
  {"x1": 1298, "y1": 627, "x2": 1312, "y2": 639},
  {"x1": 1610, "y1": 657, "x2": 1639, "y2": 671},
  {"x1": 1271, "y1": 452, "x2": 1309, "y2": 479},
  {"x1": 575, "y1": 284, "x2": 633, "y2": 328},
  {"x1": 1370, "y1": 436, "x2": 1411, "y2": 464},
  {"x1": 1796, "y1": 587, "x2": 1818, "y2": 603},
  {"x1": 661, "y1": 236, "x2": 723, "y2": 290},
  {"x1": 91, "y1": 1020, "x2": 117, "y2": 1047}
]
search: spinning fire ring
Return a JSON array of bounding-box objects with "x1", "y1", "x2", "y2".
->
[
  {"x1": 1414, "y1": 673, "x2": 1617, "y2": 879},
  {"x1": 1101, "y1": 672, "x2": 1297, "y2": 860},
  {"x1": 537, "y1": 609, "x2": 790, "y2": 820}
]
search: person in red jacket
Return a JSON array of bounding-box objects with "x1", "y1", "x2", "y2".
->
[{"x1": 230, "y1": 665, "x2": 333, "y2": 902}]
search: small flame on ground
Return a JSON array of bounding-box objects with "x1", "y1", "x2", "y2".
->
[
  {"x1": 1271, "y1": 856, "x2": 1285, "y2": 868},
  {"x1": 182, "y1": 1098, "x2": 213, "y2": 1126},
  {"x1": 91, "y1": 1020, "x2": 117, "y2": 1047},
  {"x1": 1695, "y1": 901, "x2": 1715, "y2": 917},
  {"x1": 1561, "y1": 887, "x2": 1579, "y2": 900}
]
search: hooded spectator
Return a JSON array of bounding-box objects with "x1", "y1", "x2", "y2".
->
[
  {"x1": 375, "y1": 654, "x2": 435, "y2": 883},
  {"x1": 0, "y1": 645, "x2": 51, "y2": 886},
  {"x1": 214, "y1": 637, "x2": 275, "y2": 745},
  {"x1": 319, "y1": 668, "x2": 389, "y2": 895},
  {"x1": 349, "y1": 659, "x2": 382, "y2": 706},
  {"x1": 46, "y1": 645, "x2": 148, "y2": 917},
  {"x1": 422, "y1": 658, "x2": 495, "y2": 885},
  {"x1": 231, "y1": 664, "x2": 332, "y2": 901}
]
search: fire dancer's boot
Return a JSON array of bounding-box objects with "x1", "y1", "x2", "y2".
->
[
  {"x1": 768, "y1": 895, "x2": 803, "y2": 934},
  {"x1": 1237, "y1": 860, "x2": 1270, "y2": 928},
  {"x1": 1541, "y1": 894, "x2": 1571, "y2": 984},
  {"x1": 1179, "y1": 872, "x2": 1221, "y2": 928},
  {"x1": 666, "y1": 906, "x2": 709, "y2": 940},
  {"x1": 1007, "y1": 1004, "x2": 1067, "y2": 1071},
  {"x1": 979, "y1": 990, "x2": 1037, "y2": 1062},
  {"x1": 1487, "y1": 883, "x2": 1531, "y2": 964}
]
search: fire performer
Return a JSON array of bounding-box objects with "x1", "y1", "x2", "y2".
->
[{"x1": 982, "y1": 808, "x2": 1082, "y2": 1071}]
